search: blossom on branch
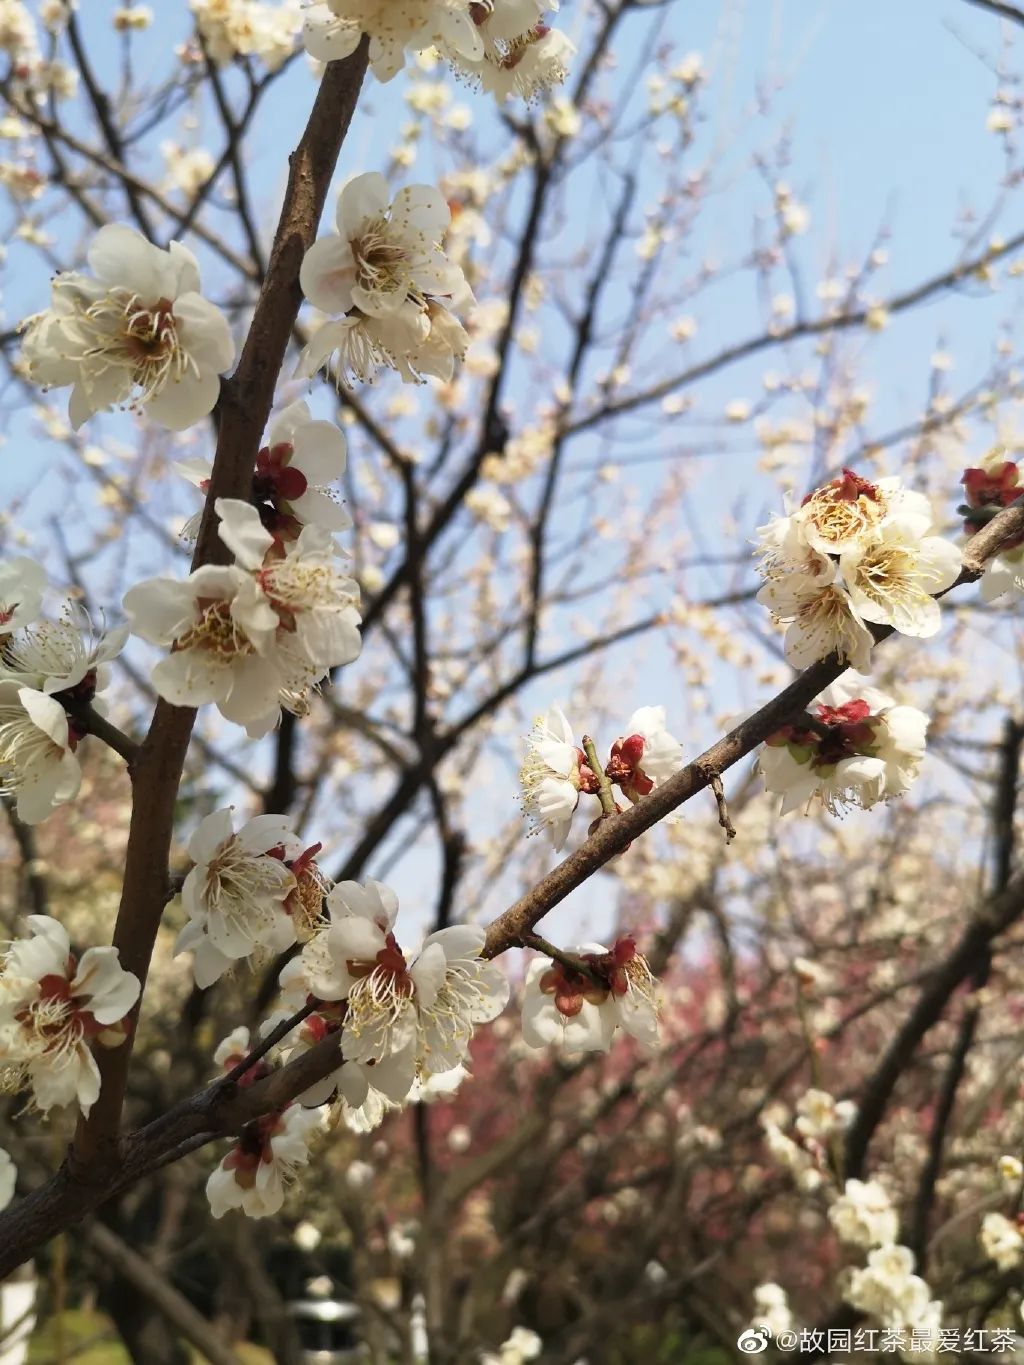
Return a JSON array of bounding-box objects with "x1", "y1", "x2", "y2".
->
[
  {"x1": 520, "y1": 937, "x2": 660, "y2": 1053},
  {"x1": 21, "y1": 223, "x2": 234, "y2": 430},
  {"x1": 959, "y1": 451, "x2": 1024, "y2": 602},
  {"x1": 0, "y1": 914, "x2": 139, "y2": 1114},
  {"x1": 302, "y1": 0, "x2": 571, "y2": 100},
  {"x1": 0, "y1": 600, "x2": 127, "y2": 700},
  {"x1": 174, "y1": 808, "x2": 304, "y2": 988},
  {"x1": 756, "y1": 470, "x2": 960, "y2": 666},
  {"x1": 829, "y1": 1179, "x2": 899, "y2": 1250},
  {"x1": 207, "y1": 1103, "x2": 321, "y2": 1219},
  {"x1": 177, "y1": 399, "x2": 350, "y2": 547},
  {"x1": 296, "y1": 171, "x2": 473, "y2": 385},
  {"x1": 757, "y1": 675, "x2": 928, "y2": 817},
  {"x1": 518, "y1": 706, "x2": 596, "y2": 849},
  {"x1": 605, "y1": 706, "x2": 683, "y2": 802},
  {"x1": 0, "y1": 684, "x2": 82, "y2": 824}
]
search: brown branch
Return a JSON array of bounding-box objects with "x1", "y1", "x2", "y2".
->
[{"x1": 70, "y1": 40, "x2": 369, "y2": 1173}]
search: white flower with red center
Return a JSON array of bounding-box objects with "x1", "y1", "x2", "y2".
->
[
  {"x1": 756, "y1": 521, "x2": 874, "y2": 671},
  {"x1": 518, "y1": 706, "x2": 597, "y2": 850},
  {"x1": 0, "y1": 601, "x2": 128, "y2": 700},
  {"x1": 302, "y1": 881, "x2": 508, "y2": 1074},
  {"x1": 176, "y1": 400, "x2": 350, "y2": 548},
  {"x1": 0, "y1": 1147, "x2": 14, "y2": 1210},
  {"x1": 605, "y1": 706, "x2": 682, "y2": 802},
  {"x1": 757, "y1": 675, "x2": 928, "y2": 816},
  {"x1": 0, "y1": 684, "x2": 82, "y2": 824},
  {"x1": 173, "y1": 809, "x2": 301, "y2": 989},
  {"x1": 461, "y1": 18, "x2": 575, "y2": 103},
  {"x1": 297, "y1": 172, "x2": 472, "y2": 386},
  {"x1": 21, "y1": 223, "x2": 234, "y2": 431},
  {"x1": 206, "y1": 1103, "x2": 321, "y2": 1220},
  {"x1": 520, "y1": 937, "x2": 659, "y2": 1053},
  {"x1": 959, "y1": 457, "x2": 1024, "y2": 603},
  {"x1": 0, "y1": 914, "x2": 140, "y2": 1114},
  {"x1": 839, "y1": 518, "x2": 961, "y2": 637},
  {"x1": 216, "y1": 500, "x2": 363, "y2": 679},
  {"x1": 791, "y1": 468, "x2": 932, "y2": 558},
  {"x1": 0, "y1": 558, "x2": 47, "y2": 635},
  {"x1": 123, "y1": 563, "x2": 285, "y2": 731}
]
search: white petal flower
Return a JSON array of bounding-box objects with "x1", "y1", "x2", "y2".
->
[
  {"x1": 521, "y1": 938, "x2": 659, "y2": 1054},
  {"x1": 0, "y1": 684, "x2": 82, "y2": 824},
  {"x1": 297, "y1": 171, "x2": 473, "y2": 386},
  {"x1": 466, "y1": 22, "x2": 575, "y2": 103},
  {"x1": 518, "y1": 706, "x2": 589, "y2": 849},
  {"x1": 174, "y1": 809, "x2": 300, "y2": 985},
  {"x1": 606, "y1": 705, "x2": 682, "y2": 801},
  {"x1": 757, "y1": 673, "x2": 928, "y2": 816},
  {"x1": 0, "y1": 601, "x2": 128, "y2": 698},
  {"x1": 22, "y1": 223, "x2": 234, "y2": 430},
  {"x1": 791, "y1": 469, "x2": 932, "y2": 557},
  {"x1": 980, "y1": 1212, "x2": 1024, "y2": 1271},
  {"x1": 839, "y1": 518, "x2": 962, "y2": 637},
  {"x1": 829, "y1": 1179, "x2": 899, "y2": 1250},
  {"x1": 207, "y1": 1104, "x2": 321, "y2": 1220},
  {"x1": 0, "y1": 914, "x2": 140, "y2": 1114},
  {"x1": 0, "y1": 558, "x2": 47, "y2": 633}
]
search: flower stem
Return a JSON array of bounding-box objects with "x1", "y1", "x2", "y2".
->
[
  {"x1": 521, "y1": 932, "x2": 605, "y2": 987},
  {"x1": 582, "y1": 734, "x2": 616, "y2": 816}
]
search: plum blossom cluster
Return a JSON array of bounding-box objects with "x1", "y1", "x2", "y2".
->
[
  {"x1": 124, "y1": 488, "x2": 361, "y2": 736},
  {"x1": 21, "y1": 224, "x2": 234, "y2": 431},
  {"x1": 302, "y1": 1, "x2": 573, "y2": 102},
  {"x1": 959, "y1": 449, "x2": 1024, "y2": 602},
  {"x1": 843, "y1": 1246, "x2": 943, "y2": 1349},
  {"x1": 761, "y1": 1088, "x2": 855, "y2": 1193},
  {"x1": 756, "y1": 469, "x2": 961, "y2": 670},
  {"x1": 520, "y1": 936, "x2": 660, "y2": 1053},
  {"x1": 0, "y1": 915, "x2": 139, "y2": 1115},
  {"x1": 757, "y1": 675, "x2": 928, "y2": 817},
  {"x1": 297, "y1": 172, "x2": 475, "y2": 385},
  {"x1": 189, "y1": 0, "x2": 301, "y2": 72},
  {"x1": 0, "y1": 558, "x2": 128, "y2": 824},
  {"x1": 201, "y1": 877, "x2": 509, "y2": 1215},
  {"x1": 518, "y1": 705, "x2": 682, "y2": 850}
]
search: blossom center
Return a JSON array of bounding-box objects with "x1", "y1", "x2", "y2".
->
[{"x1": 173, "y1": 598, "x2": 254, "y2": 660}]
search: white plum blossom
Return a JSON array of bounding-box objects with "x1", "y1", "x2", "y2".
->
[
  {"x1": 481, "y1": 1327, "x2": 543, "y2": 1365},
  {"x1": 791, "y1": 469, "x2": 933, "y2": 558},
  {"x1": 757, "y1": 674, "x2": 928, "y2": 817},
  {"x1": 178, "y1": 400, "x2": 351, "y2": 546},
  {"x1": 793, "y1": 1088, "x2": 855, "y2": 1142},
  {"x1": 761, "y1": 1120, "x2": 824, "y2": 1193},
  {"x1": 301, "y1": 881, "x2": 508, "y2": 1079},
  {"x1": 123, "y1": 563, "x2": 285, "y2": 731},
  {"x1": 518, "y1": 706, "x2": 592, "y2": 849},
  {"x1": 174, "y1": 809, "x2": 301, "y2": 988},
  {"x1": 0, "y1": 684, "x2": 82, "y2": 824},
  {"x1": 520, "y1": 938, "x2": 659, "y2": 1053},
  {"x1": 756, "y1": 471, "x2": 961, "y2": 666},
  {"x1": 0, "y1": 602, "x2": 128, "y2": 698},
  {"x1": 980, "y1": 1211, "x2": 1024, "y2": 1271},
  {"x1": 0, "y1": 558, "x2": 47, "y2": 634},
  {"x1": 839, "y1": 518, "x2": 961, "y2": 637},
  {"x1": 302, "y1": 0, "x2": 570, "y2": 96},
  {"x1": 0, "y1": 1147, "x2": 14, "y2": 1210},
  {"x1": 958, "y1": 456, "x2": 1024, "y2": 603},
  {"x1": 21, "y1": 223, "x2": 234, "y2": 430},
  {"x1": 749, "y1": 1284, "x2": 793, "y2": 1340},
  {"x1": 829, "y1": 1179, "x2": 899, "y2": 1250},
  {"x1": 756, "y1": 518, "x2": 874, "y2": 671},
  {"x1": 297, "y1": 172, "x2": 473, "y2": 385},
  {"x1": 124, "y1": 501, "x2": 361, "y2": 734},
  {"x1": 190, "y1": 0, "x2": 301, "y2": 71},
  {"x1": 605, "y1": 706, "x2": 683, "y2": 802},
  {"x1": 0, "y1": 915, "x2": 140, "y2": 1114},
  {"x1": 843, "y1": 1244, "x2": 943, "y2": 1344},
  {"x1": 206, "y1": 1104, "x2": 321, "y2": 1219}
]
